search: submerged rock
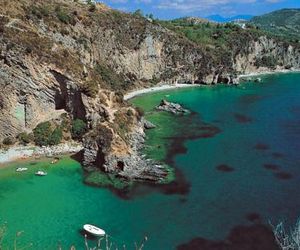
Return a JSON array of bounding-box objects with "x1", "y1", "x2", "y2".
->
[
  {"x1": 142, "y1": 118, "x2": 156, "y2": 129},
  {"x1": 254, "y1": 77, "x2": 262, "y2": 83},
  {"x1": 156, "y1": 99, "x2": 189, "y2": 115}
]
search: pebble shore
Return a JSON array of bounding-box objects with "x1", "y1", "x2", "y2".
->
[{"x1": 0, "y1": 142, "x2": 83, "y2": 164}]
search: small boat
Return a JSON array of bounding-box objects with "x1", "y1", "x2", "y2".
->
[
  {"x1": 35, "y1": 171, "x2": 47, "y2": 176},
  {"x1": 83, "y1": 224, "x2": 105, "y2": 237},
  {"x1": 16, "y1": 167, "x2": 28, "y2": 172}
]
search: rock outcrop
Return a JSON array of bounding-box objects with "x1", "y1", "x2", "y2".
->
[
  {"x1": 82, "y1": 117, "x2": 167, "y2": 182},
  {"x1": 156, "y1": 99, "x2": 189, "y2": 115},
  {"x1": 142, "y1": 118, "x2": 156, "y2": 129}
]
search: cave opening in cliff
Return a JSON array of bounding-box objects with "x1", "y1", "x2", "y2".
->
[
  {"x1": 95, "y1": 149, "x2": 106, "y2": 171},
  {"x1": 117, "y1": 161, "x2": 125, "y2": 171},
  {"x1": 51, "y1": 70, "x2": 68, "y2": 110},
  {"x1": 50, "y1": 70, "x2": 86, "y2": 121}
]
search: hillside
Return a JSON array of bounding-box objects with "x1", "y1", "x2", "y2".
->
[
  {"x1": 251, "y1": 9, "x2": 300, "y2": 40},
  {"x1": 172, "y1": 17, "x2": 214, "y2": 25},
  {"x1": 0, "y1": 0, "x2": 300, "y2": 187},
  {"x1": 207, "y1": 14, "x2": 253, "y2": 23},
  {"x1": 159, "y1": 17, "x2": 300, "y2": 74}
]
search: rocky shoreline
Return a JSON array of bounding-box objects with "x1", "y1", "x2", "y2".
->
[
  {"x1": 0, "y1": 142, "x2": 83, "y2": 165},
  {"x1": 2, "y1": 69, "x2": 299, "y2": 178},
  {"x1": 115, "y1": 69, "x2": 300, "y2": 185},
  {"x1": 82, "y1": 118, "x2": 172, "y2": 188}
]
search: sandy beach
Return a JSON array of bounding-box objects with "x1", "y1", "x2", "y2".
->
[
  {"x1": 125, "y1": 69, "x2": 300, "y2": 100},
  {"x1": 124, "y1": 84, "x2": 202, "y2": 100}
]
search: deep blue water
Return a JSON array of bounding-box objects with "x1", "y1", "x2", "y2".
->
[{"x1": 133, "y1": 72, "x2": 300, "y2": 246}]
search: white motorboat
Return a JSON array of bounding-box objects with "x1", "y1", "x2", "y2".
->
[
  {"x1": 83, "y1": 224, "x2": 105, "y2": 236},
  {"x1": 16, "y1": 167, "x2": 28, "y2": 172},
  {"x1": 35, "y1": 171, "x2": 47, "y2": 176}
]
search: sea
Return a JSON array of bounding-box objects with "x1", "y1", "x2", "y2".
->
[{"x1": 0, "y1": 73, "x2": 299, "y2": 249}]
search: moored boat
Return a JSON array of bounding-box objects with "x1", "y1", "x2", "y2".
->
[
  {"x1": 83, "y1": 224, "x2": 105, "y2": 236},
  {"x1": 35, "y1": 171, "x2": 47, "y2": 176},
  {"x1": 16, "y1": 167, "x2": 28, "y2": 172}
]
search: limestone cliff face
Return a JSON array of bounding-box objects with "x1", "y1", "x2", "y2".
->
[
  {"x1": 0, "y1": 50, "x2": 61, "y2": 138},
  {"x1": 234, "y1": 36, "x2": 300, "y2": 74},
  {"x1": 0, "y1": 0, "x2": 299, "y2": 181}
]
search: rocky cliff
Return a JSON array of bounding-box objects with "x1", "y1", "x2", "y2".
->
[{"x1": 0, "y1": 0, "x2": 299, "y2": 183}]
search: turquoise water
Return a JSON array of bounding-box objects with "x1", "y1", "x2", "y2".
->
[{"x1": 1, "y1": 73, "x2": 300, "y2": 249}]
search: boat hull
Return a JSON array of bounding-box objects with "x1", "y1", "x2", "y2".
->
[{"x1": 83, "y1": 224, "x2": 105, "y2": 236}]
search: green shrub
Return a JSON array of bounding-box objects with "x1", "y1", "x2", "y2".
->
[
  {"x1": 30, "y1": 6, "x2": 50, "y2": 19},
  {"x1": 60, "y1": 114, "x2": 71, "y2": 133},
  {"x1": 126, "y1": 109, "x2": 134, "y2": 117},
  {"x1": 17, "y1": 132, "x2": 32, "y2": 145},
  {"x1": 31, "y1": 6, "x2": 42, "y2": 19},
  {"x1": 33, "y1": 122, "x2": 63, "y2": 146},
  {"x1": 60, "y1": 28, "x2": 70, "y2": 36},
  {"x1": 111, "y1": 10, "x2": 123, "y2": 20},
  {"x1": 25, "y1": 46, "x2": 33, "y2": 54},
  {"x1": 33, "y1": 122, "x2": 52, "y2": 146},
  {"x1": 2, "y1": 137, "x2": 14, "y2": 145},
  {"x1": 132, "y1": 9, "x2": 143, "y2": 18},
  {"x1": 82, "y1": 80, "x2": 99, "y2": 98},
  {"x1": 71, "y1": 119, "x2": 87, "y2": 140},
  {"x1": 255, "y1": 55, "x2": 278, "y2": 68},
  {"x1": 48, "y1": 127, "x2": 63, "y2": 145},
  {"x1": 77, "y1": 36, "x2": 89, "y2": 50},
  {"x1": 55, "y1": 7, "x2": 71, "y2": 24},
  {"x1": 88, "y1": 3, "x2": 96, "y2": 12},
  {"x1": 94, "y1": 63, "x2": 124, "y2": 90},
  {"x1": 39, "y1": 6, "x2": 50, "y2": 17},
  {"x1": 135, "y1": 107, "x2": 144, "y2": 119}
]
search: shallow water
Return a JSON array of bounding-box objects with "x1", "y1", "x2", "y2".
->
[{"x1": 1, "y1": 73, "x2": 300, "y2": 249}]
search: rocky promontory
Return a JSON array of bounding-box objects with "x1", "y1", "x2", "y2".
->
[{"x1": 82, "y1": 116, "x2": 169, "y2": 185}]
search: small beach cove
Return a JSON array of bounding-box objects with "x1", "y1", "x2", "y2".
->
[{"x1": 1, "y1": 72, "x2": 300, "y2": 249}]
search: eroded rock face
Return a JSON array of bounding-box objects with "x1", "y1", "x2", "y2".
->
[
  {"x1": 82, "y1": 117, "x2": 168, "y2": 182},
  {"x1": 0, "y1": 53, "x2": 61, "y2": 139},
  {"x1": 234, "y1": 36, "x2": 300, "y2": 74}
]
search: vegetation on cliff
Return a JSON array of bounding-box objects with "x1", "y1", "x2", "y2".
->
[
  {"x1": 159, "y1": 17, "x2": 299, "y2": 72},
  {"x1": 251, "y1": 9, "x2": 300, "y2": 41},
  {"x1": 33, "y1": 121, "x2": 63, "y2": 146},
  {"x1": 71, "y1": 119, "x2": 87, "y2": 140}
]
